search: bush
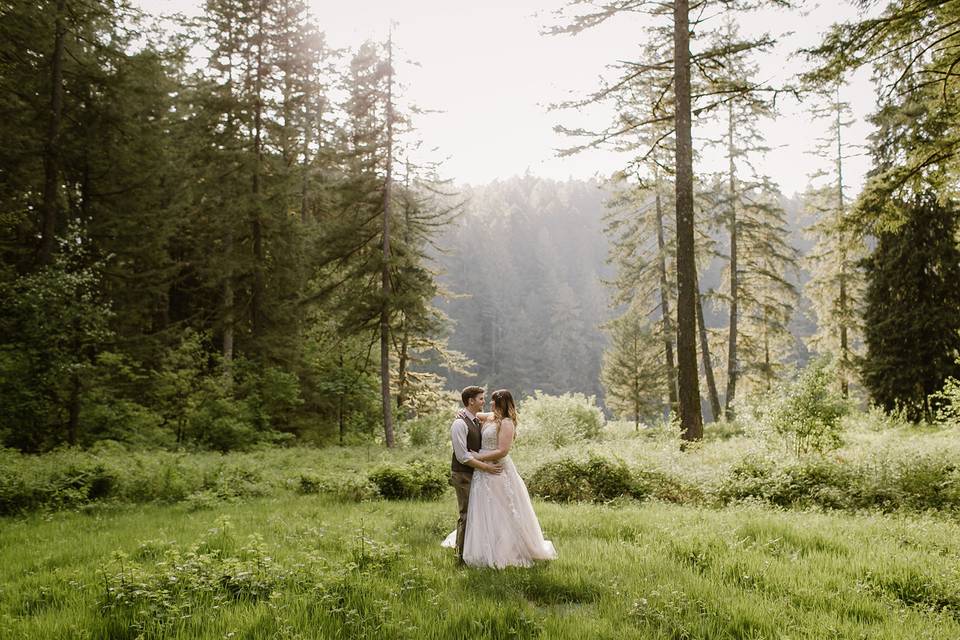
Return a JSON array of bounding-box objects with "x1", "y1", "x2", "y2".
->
[
  {"x1": 528, "y1": 454, "x2": 633, "y2": 503},
  {"x1": 368, "y1": 460, "x2": 447, "y2": 500},
  {"x1": 761, "y1": 360, "x2": 849, "y2": 455},
  {"x1": 400, "y1": 413, "x2": 450, "y2": 448},
  {"x1": 521, "y1": 391, "x2": 605, "y2": 448},
  {"x1": 295, "y1": 471, "x2": 379, "y2": 502},
  {"x1": 931, "y1": 368, "x2": 960, "y2": 426}
]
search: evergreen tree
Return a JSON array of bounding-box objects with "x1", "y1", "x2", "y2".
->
[
  {"x1": 601, "y1": 306, "x2": 665, "y2": 430},
  {"x1": 805, "y1": 0, "x2": 960, "y2": 230},
  {"x1": 699, "y1": 19, "x2": 798, "y2": 406},
  {"x1": 861, "y1": 193, "x2": 960, "y2": 421},
  {"x1": 803, "y1": 82, "x2": 867, "y2": 397},
  {"x1": 548, "y1": 0, "x2": 797, "y2": 441}
]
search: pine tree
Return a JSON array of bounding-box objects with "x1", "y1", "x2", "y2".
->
[
  {"x1": 861, "y1": 193, "x2": 960, "y2": 421},
  {"x1": 803, "y1": 82, "x2": 867, "y2": 397},
  {"x1": 601, "y1": 306, "x2": 665, "y2": 430},
  {"x1": 699, "y1": 19, "x2": 798, "y2": 407},
  {"x1": 548, "y1": 0, "x2": 797, "y2": 441},
  {"x1": 804, "y1": 0, "x2": 960, "y2": 230}
]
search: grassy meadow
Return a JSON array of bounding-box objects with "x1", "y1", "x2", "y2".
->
[{"x1": 4, "y1": 417, "x2": 960, "y2": 639}]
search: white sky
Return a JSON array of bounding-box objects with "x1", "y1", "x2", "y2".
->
[{"x1": 141, "y1": 0, "x2": 878, "y2": 197}]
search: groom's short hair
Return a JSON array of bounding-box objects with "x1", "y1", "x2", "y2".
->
[{"x1": 461, "y1": 386, "x2": 484, "y2": 406}]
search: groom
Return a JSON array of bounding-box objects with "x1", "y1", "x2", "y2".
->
[{"x1": 450, "y1": 385, "x2": 502, "y2": 565}]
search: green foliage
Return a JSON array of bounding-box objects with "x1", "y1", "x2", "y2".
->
[
  {"x1": 0, "y1": 231, "x2": 115, "y2": 451},
  {"x1": 762, "y1": 360, "x2": 850, "y2": 455},
  {"x1": 398, "y1": 412, "x2": 451, "y2": 448},
  {"x1": 98, "y1": 522, "x2": 299, "y2": 637},
  {"x1": 932, "y1": 372, "x2": 960, "y2": 427},
  {"x1": 521, "y1": 391, "x2": 605, "y2": 448},
  {"x1": 600, "y1": 309, "x2": 665, "y2": 429},
  {"x1": 294, "y1": 471, "x2": 379, "y2": 502},
  {"x1": 527, "y1": 454, "x2": 635, "y2": 503},
  {"x1": 367, "y1": 460, "x2": 447, "y2": 500},
  {"x1": 861, "y1": 193, "x2": 960, "y2": 422}
]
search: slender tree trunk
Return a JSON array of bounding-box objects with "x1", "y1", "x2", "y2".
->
[
  {"x1": 835, "y1": 83, "x2": 849, "y2": 399},
  {"x1": 653, "y1": 170, "x2": 679, "y2": 414},
  {"x1": 39, "y1": 0, "x2": 67, "y2": 265},
  {"x1": 68, "y1": 371, "x2": 80, "y2": 446},
  {"x1": 251, "y1": 0, "x2": 266, "y2": 339},
  {"x1": 380, "y1": 32, "x2": 396, "y2": 448},
  {"x1": 724, "y1": 104, "x2": 739, "y2": 420},
  {"x1": 223, "y1": 241, "x2": 235, "y2": 368},
  {"x1": 301, "y1": 79, "x2": 313, "y2": 224},
  {"x1": 396, "y1": 164, "x2": 412, "y2": 417},
  {"x1": 221, "y1": 16, "x2": 237, "y2": 371},
  {"x1": 839, "y1": 267, "x2": 849, "y2": 397},
  {"x1": 673, "y1": 0, "x2": 703, "y2": 442},
  {"x1": 696, "y1": 274, "x2": 722, "y2": 422},
  {"x1": 338, "y1": 352, "x2": 346, "y2": 446},
  {"x1": 68, "y1": 313, "x2": 81, "y2": 446},
  {"x1": 397, "y1": 316, "x2": 409, "y2": 412},
  {"x1": 764, "y1": 317, "x2": 771, "y2": 390}
]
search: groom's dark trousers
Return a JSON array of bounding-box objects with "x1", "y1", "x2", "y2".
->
[{"x1": 450, "y1": 470, "x2": 472, "y2": 561}]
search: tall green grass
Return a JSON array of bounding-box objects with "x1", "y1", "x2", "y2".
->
[
  {"x1": 3, "y1": 495, "x2": 960, "y2": 638},
  {"x1": 4, "y1": 416, "x2": 960, "y2": 515}
]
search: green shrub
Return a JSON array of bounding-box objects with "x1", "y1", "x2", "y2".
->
[
  {"x1": 297, "y1": 471, "x2": 325, "y2": 494},
  {"x1": 521, "y1": 391, "x2": 605, "y2": 448},
  {"x1": 528, "y1": 454, "x2": 633, "y2": 502},
  {"x1": 367, "y1": 460, "x2": 447, "y2": 500},
  {"x1": 762, "y1": 360, "x2": 849, "y2": 455},
  {"x1": 931, "y1": 368, "x2": 960, "y2": 426},
  {"x1": 331, "y1": 475, "x2": 380, "y2": 502},
  {"x1": 401, "y1": 413, "x2": 450, "y2": 448}
]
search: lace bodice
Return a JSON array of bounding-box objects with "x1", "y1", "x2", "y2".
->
[{"x1": 480, "y1": 421, "x2": 499, "y2": 451}]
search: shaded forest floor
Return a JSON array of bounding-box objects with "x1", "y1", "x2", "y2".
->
[{"x1": 4, "y1": 489, "x2": 960, "y2": 638}]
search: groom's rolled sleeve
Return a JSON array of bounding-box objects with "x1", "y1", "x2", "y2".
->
[{"x1": 451, "y1": 418, "x2": 474, "y2": 465}]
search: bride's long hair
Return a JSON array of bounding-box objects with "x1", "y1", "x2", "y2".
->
[{"x1": 491, "y1": 389, "x2": 518, "y2": 432}]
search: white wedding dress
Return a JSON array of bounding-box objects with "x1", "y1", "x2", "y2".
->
[{"x1": 441, "y1": 420, "x2": 557, "y2": 568}]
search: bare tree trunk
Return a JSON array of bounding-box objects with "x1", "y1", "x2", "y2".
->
[
  {"x1": 696, "y1": 274, "x2": 722, "y2": 422},
  {"x1": 396, "y1": 164, "x2": 412, "y2": 417},
  {"x1": 39, "y1": 0, "x2": 67, "y2": 265},
  {"x1": 221, "y1": 15, "x2": 237, "y2": 371},
  {"x1": 836, "y1": 83, "x2": 849, "y2": 399},
  {"x1": 68, "y1": 313, "x2": 81, "y2": 446},
  {"x1": 724, "y1": 104, "x2": 739, "y2": 420},
  {"x1": 301, "y1": 79, "x2": 313, "y2": 224},
  {"x1": 397, "y1": 315, "x2": 409, "y2": 412},
  {"x1": 673, "y1": 0, "x2": 703, "y2": 442},
  {"x1": 764, "y1": 315, "x2": 772, "y2": 390},
  {"x1": 251, "y1": 0, "x2": 266, "y2": 339},
  {"x1": 338, "y1": 352, "x2": 346, "y2": 445},
  {"x1": 653, "y1": 170, "x2": 679, "y2": 414},
  {"x1": 223, "y1": 273, "x2": 234, "y2": 366},
  {"x1": 380, "y1": 31, "x2": 396, "y2": 448}
]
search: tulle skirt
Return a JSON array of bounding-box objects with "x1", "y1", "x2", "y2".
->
[{"x1": 441, "y1": 456, "x2": 556, "y2": 568}]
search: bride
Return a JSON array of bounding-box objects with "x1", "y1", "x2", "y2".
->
[{"x1": 442, "y1": 389, "x2": 557, "y2": 568}]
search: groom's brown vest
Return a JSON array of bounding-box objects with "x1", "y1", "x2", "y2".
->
[{"x1": 451, "y1": 415, "x2": 483, "y2": 474}]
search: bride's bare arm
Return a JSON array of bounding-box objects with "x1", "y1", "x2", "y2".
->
[
  {"x1": 473, "y1": 419, "x2": 515, "y2": 462},
  {"x1": 475, "y1": 411, "x2": 494, "y2": 421}
]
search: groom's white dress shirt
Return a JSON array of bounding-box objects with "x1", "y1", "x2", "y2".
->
[{"x1": 451, "y1": 410, "x2": 477, "y2": 465}]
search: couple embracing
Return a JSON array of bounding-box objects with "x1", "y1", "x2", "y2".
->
[{"x1": 441, "y1": 386, "x2": 557, "y2": 568}]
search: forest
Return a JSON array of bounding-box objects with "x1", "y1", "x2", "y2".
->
[
  {"x1": 7, "y1": 0, "x2": 957, "y2": 454},
  {"x1": 5, "y1": 1, "x2": 960, "y2": 638}
]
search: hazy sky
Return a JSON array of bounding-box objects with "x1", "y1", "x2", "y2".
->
[{"x1": 144, "y1": 0, "x2": 877, "y2": 196}]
